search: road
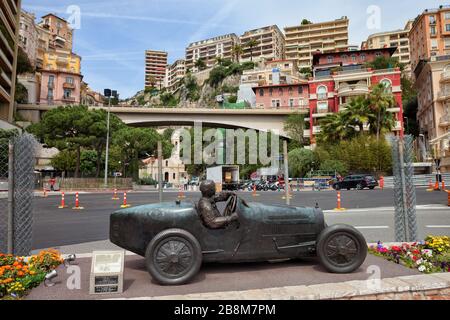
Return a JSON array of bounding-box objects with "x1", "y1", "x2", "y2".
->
[{"x1": 29, "y1": 188, "x2": 450, "y2": 249}]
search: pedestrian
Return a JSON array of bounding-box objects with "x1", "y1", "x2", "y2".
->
[{"x1": 49, "y1": 177, "x2": 56, "y2": 191}]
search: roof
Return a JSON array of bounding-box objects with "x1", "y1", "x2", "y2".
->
[
  {"x1": 251, "y1": 82, "x2": 308, "y2": 91},
  {"x1": 41, "y1": 13, "x2": 69, "y2": 23},
  {"x1": 312, "y1": 47, "x2": 397, "y2": 66}
]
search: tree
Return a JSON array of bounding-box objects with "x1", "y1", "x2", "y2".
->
[
  {"x1": 341, "y1": 96, "x2": 369, "y2": 134},
  {"x1": 284, "y1": 112, "x2": 306, "y2": 148},
  {"x1": 367, "y1": 83, "x2": 396, "y2": 141},
  {"x1": 301, "y1": 19, "x2": 312, "y2": 25},
  {"x1": 16, "y1": 47, "x2": 34, "y2": 75},
  {"x1": 318, "y1": 112, "x2": 356, "y2": 144},
  {"x1": 112, "y1": 127, "x2": 172, "y2": 181},
  {"x1": 365, "y1": 56, "x2": 404, "y2": 71},
  {"x1": 27, "y1": 105, "x2": 101, "y2": 178},
  {"x1": 319, "y1": 160, "x2": 348, "y2": 176},
  {"x1": 146, "y1": 76, "x2": 157, "y2": 88},
  {"x1": 299, "y1": 67, "x2": 312, "y2": 77},
  {"x1": 195, "y1": 58, "x2": 207, "y2": 71},
  {"x1": 288, "y1": 148, "x2": 315, "y2": 178},
  {"x1": 231, "y1": 44, "x2": 243, "y2": 63},
  {"x1": 244, "y1": 39, "x2": 259, "y2": 62}
]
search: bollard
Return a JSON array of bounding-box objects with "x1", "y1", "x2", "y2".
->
[
  {"x1": 72, "y1": 192, "x2": 84, "y2": 210},
  {"x1": 442, "y1": 180, "x2": 446, "y2": 191},
  {"x1": 43, "y1": 187, "x2": 48, "y2": 198},
  {"x1": 379, "y1": 176, "x2": 384, "y2": 190},
  {"x1": 58, "y1": 192, "x2": 67, "y2": 209},
  {"x1": 112, "y1": 189, "x2": 119, "y2": 200},
  {"x1": 121, "y1": 192, "x2": 131, "y2": 208},
  {"x1": 252, "y1": 184, "x2": 259, "y2": 197},
  {"x1": 334, "y1": 191, "x2": 346, "y2": 211},
  {"x1": 447, "y1": 190, "x2": 450, "y2": 207},
  {"x1": 427, "y1": 179, "x2": 434, "y2": 192}
]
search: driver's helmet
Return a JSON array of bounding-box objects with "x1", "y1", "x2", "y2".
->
[{"x1": 200, "y1": 180, "x2": 216, "y2": 197}]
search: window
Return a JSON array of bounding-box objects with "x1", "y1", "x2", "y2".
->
[
  {"x1": 360, "y1": 54, "x2": 366, "y2": 61},
  {"x1": 430, "y1": 26, "x2": 437, "y2": 36},
  {"x1": 327, "y1": 56, "x2": 333, "y2": 63},
  {"x1": 63, "y1": 89, "x2": 72, "y2": 99},
  {"x1": 48, "y1": 75, "x2": 55, "y2": 85},
  {"x1": 445, "y1": 38, "x2": 450, "y2": 49},
  {"x1": 446, "y1": 24, "x2": 450, "y2": 32},
  {"x1": 278, "y1": 87, "x2": 283, "y2": 96},
  {"x1": 380, "y1": 79, "x2": 392, "y2": 93},
  {"x1": 289, "y1": 99, "x2": 295, "y2": 108},
  {"x1": 66, "y1": 77, "x2": 74, "y2": 84},
  {"x1": 431, "y1": 39, "x2": 438, "y2": 50},
  {"x1": 317, "y1": 101, "x2": 328, "y2": 113},
  {"x1": 298, "y1": 86, "x2": 303, "y2": 94},
  {"x1": 173, "y1": 173, "x2": 176, "y2": 180},
  {"x1": 445, "y1": 12, "x2": 450, "y2": 20},
  {"x1": 48, "y1": 89, "x2": 53, "y2": 99},
  {"x1": 429, "y1": 15, "x2": 436, "y2": 24},
  {"x1": 271, "y1": 99, "x2": 281, "y2": 108},
  {"x1": 165, "y1": 160, "x2": 168, "y2": 167},
  {"x1": 341, "y1": 54, "x2": 348, "y2": 61},
  {"x1": 259, "y1": 88, "x2": 264, "y2": 97},
  {"x1": 317, "y1": 85, "x2": 328, "y2": 100},
  {"x1": 269, "y1": 88, "x2": 273, "y2": 96},
  {"x1": 375, "y1": 52, "x2": 382, "y2": 57}
]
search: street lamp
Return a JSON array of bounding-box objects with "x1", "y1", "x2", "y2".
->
[{"x1": 104, "y1": 89, "x2": 119, "y2": 188}]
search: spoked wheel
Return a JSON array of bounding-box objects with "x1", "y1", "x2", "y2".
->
[
  {"x1": 145, "y1": 229, "x2": 202, "y2": 285},
  {"x1": 316, "y1": 224, "x2": 367, "y2": 273}
]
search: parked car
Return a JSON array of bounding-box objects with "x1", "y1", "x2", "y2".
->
[
  {"x1": 332, "y1": 175, "x2": 379, "y2": 191},
  {"x1": 110, "y1": 195, "x2": 367, "y2": 285}
]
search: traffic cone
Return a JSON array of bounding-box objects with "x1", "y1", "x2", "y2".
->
[
  {"x1": 334, "y1": 191, "x2": 346, "y2": 211},
  {"x1": 112, "y1": 189, "x2": 119, "y2": 200},
  {"x1": 427, "y1": 180, "x2": 434, "y2": 192},
  {"x1": 178, "y1": 185, "x2": 186, "y2": 200},
  {"x1": 447, "y1": 190, "x2": 450, "y2": 207},
  {"x1": 120, "y1": 192, "x2": 131, "y2": 208},
  {"x1": 72, "y1": 192, "x2": 84, "y2": 210},
  {"x1": 58, "y1": 192, "x2": 67, "y2": 209},
  {"x1": 434, "y1": 181, "x2": 440, "y2": 191},
  {"x1": 442, "y1": 180, "x2": 446, "y2": 191},
  {"x1": 252, "y1": 184, "x2": 259, "y2": 197}
]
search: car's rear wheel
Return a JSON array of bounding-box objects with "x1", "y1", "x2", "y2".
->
[
  {"x1": 316, "y1": 224, "x2": 367, "y2": 274},
  {"x1": 145, "y1": 229, "x2": 202, "y2": 285}
]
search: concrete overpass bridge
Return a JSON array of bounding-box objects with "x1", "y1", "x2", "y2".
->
[{"x1": 16, "y1": 105, "x2": 308, "y2": 137}]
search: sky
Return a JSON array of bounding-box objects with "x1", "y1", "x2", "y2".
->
[{"x1": 23, "y1": 0, "x2": 445, "y2": 99}]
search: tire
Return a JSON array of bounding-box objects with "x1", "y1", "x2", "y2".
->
[
  {"x1": 316, "y1": 224, "x2": 367, "y2": 274},
  {"x1": 356, "y1": 184, "x2": 363, "y2": 190},
  {"x1": 145, "y1": 229, "x2": 202, "y2": 285},
  {"x1": 334, "y1": 184, "x2": 341, "y2": 191},
  {"x1": 369, "y1": 187, "x2": 375, "y2": 190}
]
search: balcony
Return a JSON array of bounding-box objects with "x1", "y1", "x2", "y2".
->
[
  {"x1": 437, "y1": 90, "x2": 450, "y2": 101},
  {"x1": 440, "y1": 115, "x2": 450, "y2": 127},
  {"x1": 337, "y1": 83, "x2": 369, "y2": 97},
  {"x1": 313, "y1": 126, "x2": 322, "y2": 134},
  {"x1": 47, "y1": 81, "x2": 54, "y2": 89},
  {"x1": 441, "y1": 71, "x2": 450, "y2": 82},
  {"x1": 303, "y1": 129, "x2": 311, "y2": 138},
  {"x1": 63, "y1": 82, "x2": 75, "y2": 89},
  {"x1": 62, "y1": 96, "x2": 76, "y2": 102}
]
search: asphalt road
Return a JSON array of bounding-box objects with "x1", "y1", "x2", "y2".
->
[{"x1": 28, "y1": 188, "x2": 450, "y2": 249}]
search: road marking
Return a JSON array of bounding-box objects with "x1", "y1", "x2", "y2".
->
[
  {"x1": 355, "y1": 226, "x2": 390, "y2": 230},
  {"x1": 426, "y1": 225, "x2": 450, "y2": 228}
]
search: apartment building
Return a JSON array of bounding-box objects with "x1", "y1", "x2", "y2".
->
[
  {"x1": 185, "y1": 33, "x2": 239, "y2": 72},
  {"x1": 409, "y1": 5, "x2": 450, "y2": 75},
  {"x1": 284, "y1": 17, "x2": 349, "y2": 69},
  {"x1": 415, "y1": 56, "x2": 450, "y2": 171},
  {"x1": 166, "y1": 59, "x2": 186, "y2": 92},
  {"x1": 241, "y1": 59, "x2": 301, "y2": 86},
  {"x1": 19, "y1": 10, "x2": 38, "y2": 67},
  {"x1": 39, "y1": 49, "x2": 82, "y2": 105},
  {"x1": 239, "y1": 25, "x2": 285, "y2": 63},
  {"x1": 307, "y1": 47, "x2": 403, "y2": 144},
  {"x1": 0, "y1": 0, "x2": 21, "y2": 125},
  {"x1": 253, "y1": 82, "x2": 309, "y2": 110},
  {"x1": 145, "y1": 50, "x2": 168, "y2": 89},
  {"x1": 38, "y1": 14, "x2": 73, "y2": 51},
  {"x1": 362, "y1": 20, "x2": 413, "y2": 75}
]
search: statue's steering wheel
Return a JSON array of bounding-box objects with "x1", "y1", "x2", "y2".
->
[{"x1": 223, "y1": 194, "x2": 238, "y2": 217}]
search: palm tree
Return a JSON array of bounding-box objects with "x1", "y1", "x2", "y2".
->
[
  {"x1": 367, "y1": 83, "x2": 396, "y2": 141},
  {"x1": 194, "y1": 58, "x2": 207, "y2": 71},
  {"x1": 245, "y1": 39, "x2": 259, "y2": 62},
  {"x1": 215, "y1": 56, "x2": 224, "y2": 66},
  {"x1": 341, "y1": 96, "x2": 370, "y2": 134},
  {"x1": 318, "y1": 112, "x2": 356, "y2": 144},
  {"x1": 231, "y1": 44, "x2": 243, "y2": 63}
]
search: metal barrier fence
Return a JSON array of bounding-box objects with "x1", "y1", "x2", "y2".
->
[
  {"x1": 381, "y1": 173, "x2": 450, "y2": 188},
  {"x1": 0, "y1": 133, "x2": 37, "y2": 256}
]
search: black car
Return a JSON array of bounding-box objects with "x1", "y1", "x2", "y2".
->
[{"x1": 332, "y1": 175, "x2": 379, "y2": 191}]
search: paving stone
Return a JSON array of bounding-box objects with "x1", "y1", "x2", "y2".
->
[
  {"x1": 345, "y1": 277, "x2": 410, "y2": 296},
  {"x1": 281, "y1": 286, "x2": 319, "y2": 300},
  {"x1": 307, "y1": 283, "x2": 358, "y2": 300},
  {"x1": 429, "y1": 273, "x2": 450, "y2": 286},
  {"x1": 397, "y1": 274, "x2": 449, "y2": 291}
]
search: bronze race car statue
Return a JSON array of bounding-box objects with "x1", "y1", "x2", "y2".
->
[{"x1": 110, "y1": 185, "x2": 367, "y2": 286}]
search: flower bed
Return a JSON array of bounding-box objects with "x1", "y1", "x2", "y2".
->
[
  {"x1": 369, "y1": 236, "x2": 450, "y2": 274},
  {"x1": 0, "y1": 249, "x2": 63, "y2": 299}
]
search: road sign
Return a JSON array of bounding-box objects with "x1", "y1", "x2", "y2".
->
[{"x1": 113, "y1": 172, "x2": 122, "y2": 177}]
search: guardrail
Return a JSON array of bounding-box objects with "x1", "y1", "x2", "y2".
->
[{"x1": 381, "y1": 173, "x2": 450, "y2": 188}]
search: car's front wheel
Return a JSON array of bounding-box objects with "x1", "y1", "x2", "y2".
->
[
  {"x1": 145, "y1": 228, "x2": 202, "y2": 285},
  {"x1": 316, "y1": 224, "x2": 367, "y2": 274}
]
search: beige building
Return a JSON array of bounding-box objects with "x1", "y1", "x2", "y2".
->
[
  {"x1": 38, "y1": 14, "x2": 73, "y2": 51},
  {"x1": 0, "y1": 0, "x2": 21, "y2": 125},
  {"x1": 166, "y1": 59, "x2": 186, "y2": 92},
  {"x1": 185, "y1": 33, "x2": 239, "y2": 72},
  {"x1": 410, "y1": 6, "x2": 450, "y2": 76},
  {"x1": 139, "y1": 129, "x2": 187, "y2": 185},
  {"x1": 241, "y1": 59, "x2": 301, "y2": 86},
  {"x1": 145, "y1": 50, "x2": 168, "y2": 89},
  {"x1": 239, "y1": 25, "x2": 285, "y2": 63},
  {"x1": 415, "y1": 56, "x2": 450, "y2": 171},
  {"x1": 284, "y1": 17, "x2": 349, "y2": 69},
  {"x1": 19, "y1": 10, "x2": 38, "y2": 67},
  {"x1": 362, "y1": 20, "x2": 413, "y2": 76}
]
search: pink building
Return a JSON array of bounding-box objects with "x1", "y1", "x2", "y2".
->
[
  {"x1": 252, "y1": 83, "x2": 310, "y2": 109},
  {"x1": 40, "y1": 70, "x2": 82, "y2": 105}
]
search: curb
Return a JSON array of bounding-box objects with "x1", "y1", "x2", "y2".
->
[{"x1": 107, "y1": 273, "x2": 450, "y2": 300}]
